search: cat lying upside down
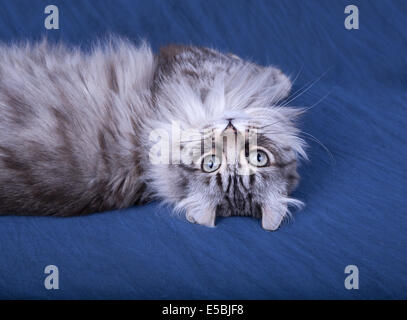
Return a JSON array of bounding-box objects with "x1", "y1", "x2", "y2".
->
[{"x1": 0, "y1": 38, "x2": 306, "y2": 230}]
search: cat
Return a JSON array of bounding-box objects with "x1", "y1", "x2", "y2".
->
[{"x1": 0, "y1": 38, "x2": 306, "y2": 231}]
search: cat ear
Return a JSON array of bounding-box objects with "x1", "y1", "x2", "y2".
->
[
  {"x1": 158, "y1": 44, "x2": 190, "y2": 62},
  {"x1": 155, "y1": 44, "x2": 192, "y2": 78},
  {"x1": 263, "y1": 66, "x2": 292, "y2": 103}
]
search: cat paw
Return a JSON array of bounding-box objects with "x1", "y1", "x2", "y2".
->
[
  {"x1": 261, "y1": 205, "x2": 286, "y2": 231},
  {"x1": 186, "y1": 209, "x2": 216, "y2": 228}
]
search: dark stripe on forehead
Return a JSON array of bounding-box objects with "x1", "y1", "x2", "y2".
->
[
  {"x1": 250, "y1": 173, "x2": 256, "y2": 186},
  {"x1": 248, "y1": 193, "x2": 253, "y2": 215},
  {"x1": 226, "y1": 175, "x2": 232, "y2": 193},
  {"x1": 233, "y1": 175, "x2": 239, "y2": 208},
  {"x1": 240, "y1": 192, "x2": 247, "y2": 214},
  {"x1": 224, "y1": 195, "x2": 234, "y2": 213},
  {"x1": 216, "y1": 172, "x2": 223, "y2": 189},
  {"x1": 245, "y1": 128, "x2": 250, "y2": 158}
]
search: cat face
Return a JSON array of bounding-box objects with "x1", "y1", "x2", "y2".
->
[{"x1": 146, "y1": 45, "x2": 306, "y2": 230}]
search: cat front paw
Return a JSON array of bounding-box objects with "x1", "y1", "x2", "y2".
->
[
  {"x1": 261, "y1": 204, "x2": 287, "y2": 231},
  {"x1": 186, "y1": 209, "x2": 216, "y2": 228}
]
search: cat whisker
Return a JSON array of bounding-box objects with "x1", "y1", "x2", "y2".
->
[
  {"x1": 277, "y1": 67, "x2": 333, "y2": 108},
  {"x1": 258, "y1": 128, "x2": 334, "y2": 163},
  {"x1": 280, "y1": 90, "x2": 333, "y2": 115},
  {"x1": 266, "y1": 65, "x2": 304, "y2": 104},
  {"x1": 256, "y1": 114, "x2": 303, "y2": 130},
  {"x1": 256, "y1": 89, "x2": 332, "y2": 131},
  {"x1": 299, "y1": 131, "x2": 334, "y2": 162},
  {"x1": 266, "y1": 64, "x2": 304, "y2": 106}
]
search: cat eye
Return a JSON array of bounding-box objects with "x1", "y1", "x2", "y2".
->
[
  {"x1": 201, "y1": 154, "x2": 221, "y2": 173},
  {"x1": 248, "y1": 150, "x2": 269, "y2": 167}
]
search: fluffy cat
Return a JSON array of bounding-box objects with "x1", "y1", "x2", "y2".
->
[{"x1": 0, "y1": 38, "x2": 306, "y2": 230}]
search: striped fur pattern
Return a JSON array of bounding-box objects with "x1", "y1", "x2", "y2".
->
[
  {"x1": 146, "y1": 45, "x2": 306, "y2": 230},
  {"x1": 0, "y1": 39, "x2": 306, "y2": 230}
]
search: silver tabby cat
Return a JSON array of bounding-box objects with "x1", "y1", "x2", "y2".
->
[{"x1": 0, "y1": 38, "x2": 306, "y2": 230}]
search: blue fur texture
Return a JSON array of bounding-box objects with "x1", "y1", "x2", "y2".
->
[{"x1": 0, "y1": 0, "x2": 405, "y2": 299}]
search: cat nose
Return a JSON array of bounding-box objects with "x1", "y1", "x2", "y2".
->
[{"x1": 225, "y1": 119, "x2": 236, "y2": 131}]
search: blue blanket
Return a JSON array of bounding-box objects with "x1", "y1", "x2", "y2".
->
[{"x1": 0, "y1": 0, "x2": 406, "y2": 299}]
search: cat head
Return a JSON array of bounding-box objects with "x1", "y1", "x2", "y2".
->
[{"x1": 146, "y1": 45, "x2": 306, "y2": 230}]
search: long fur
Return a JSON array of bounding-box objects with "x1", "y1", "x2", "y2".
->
[
  {"x1": 0, "y1": 38, "x2": 155, "y2": 215},
  {"x1": 0, "y1": 38, "x2": 306, "y2": 230}
]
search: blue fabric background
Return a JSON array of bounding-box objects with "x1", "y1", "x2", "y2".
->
[{"x1": 0, "y1": 0, "x2": 406, "y2": 299}]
